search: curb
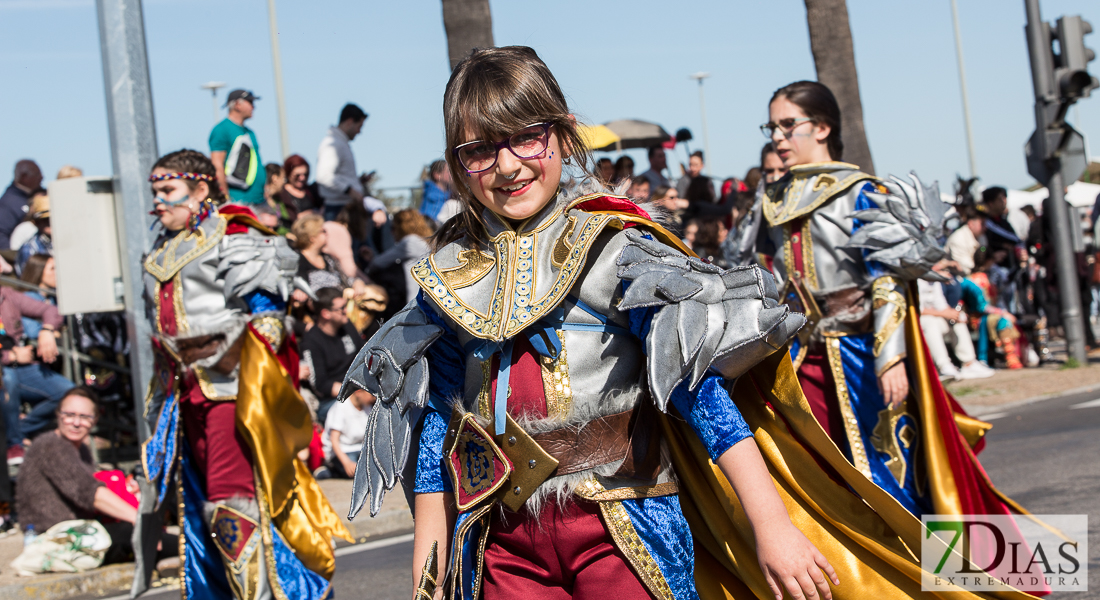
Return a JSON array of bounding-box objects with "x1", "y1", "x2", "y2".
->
[
  {"x1": 0, "y1": 508, "x2": 413, "y2": 600},
  {"x1": 960, "y1": 382, "x2": 1100, "y2": 416}
]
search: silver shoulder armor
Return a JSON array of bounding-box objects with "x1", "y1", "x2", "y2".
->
[
  {"x1": 337, "y1": 300, "x2": 443, "y2": 518},
  {"x1": 615, "y1": 228, "x2": 805, "y2": 410},
  {"x1": 217, "y1": 232, "x2": 302, "y2": 303},
  {"x1": 845, "y1": 172, "x2": 949, "y2": 282}
]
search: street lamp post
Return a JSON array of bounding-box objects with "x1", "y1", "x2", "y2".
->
[
  {"x1": 266, "y1": 0, "x2": 291, "y2": 159},
  {"x1": 201, "y1": 81, "x2": 225, "y2": 125},
  {"x1": 689, "y1": 72, "x2": 711, "y2": 174},
  {"x1": 949, "y1": 0, "x2": 978, "y2": 179}
]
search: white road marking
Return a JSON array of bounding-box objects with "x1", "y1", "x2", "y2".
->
[
  {"x1": 976, "y1": 412, "x2": 1010, "y2": 421},
  {"x1": 1069, "y1": 398, "x2": 1100, "y2": 410},
  {"x1": 96, "y1": 533, "x2": 416, "y2": 599},
  {"x1": 334, "y1": 532, "x2": 415, "y2": 556}
]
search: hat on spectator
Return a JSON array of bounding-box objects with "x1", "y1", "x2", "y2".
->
[
  {"x1": 29, "y1": 193, "x2": 50, "y2": 220},
  {"x1": 225, "y1": 89, "x2": 260, "y2": 107}
]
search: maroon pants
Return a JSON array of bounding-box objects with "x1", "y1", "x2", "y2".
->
[
  {"x1": 179, "y1": 379, "x2": 255, "y2": 502},
  {"x1": 482, "y1": 500, "x2": 655, "y2": 600},
  {"x1": 796, "y1": 350, "x2": 846, "y2": 449}
]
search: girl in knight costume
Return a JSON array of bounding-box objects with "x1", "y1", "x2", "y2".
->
[
  {"x1": 136, "y1": 150, "x2": 351, "y2": 600},
  {"x1": 759, "y1": 81, "x2": 1033, "y2": 520},
  {"x1": 336, "y1": 49, "x2": 1042, "y2": 600}
]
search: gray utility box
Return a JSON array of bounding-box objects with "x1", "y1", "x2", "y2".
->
[{"x1": 48, "y1": 176, "x2": 125, "y2": 314}]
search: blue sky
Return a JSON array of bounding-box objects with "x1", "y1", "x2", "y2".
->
[{"x1": 1, "y1": 0, "x2": 1098, "y2": 198}]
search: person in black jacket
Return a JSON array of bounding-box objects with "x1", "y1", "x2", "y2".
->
[{"x1": 299, "y1": 287, "x2": 366, "y2": 424}]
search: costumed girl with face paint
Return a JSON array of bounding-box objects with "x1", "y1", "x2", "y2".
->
[
  {"x1": 758, "y1": 82, "x2": 1042, "y2": 549},
  {"x1": 136, "y1": 149, "x2": 351, "y2": 600},
  {"x1": 336, "y1": 49, "x2": 1041, "y2": 600}
]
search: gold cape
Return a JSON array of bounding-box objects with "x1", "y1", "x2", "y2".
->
[
  {"x1": 663, "y1": 348, "x2": 1038, "y2": 599},
  {"x1": 236, "y1": 329, "x2": 354, "y2": 579}
]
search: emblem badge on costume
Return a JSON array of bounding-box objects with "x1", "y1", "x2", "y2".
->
[
  {"x1": 446, "y1": 413, "x2": 512, "y2": 511},
  {"x1": 211, "y1": 505, "x2": 259, "y2": 568}
]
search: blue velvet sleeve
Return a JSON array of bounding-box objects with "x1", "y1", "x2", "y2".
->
[
  {"x1": 851, "y1": 182, "x2": 890, "y2": 280},
  {"x1": 414, "y1": 409, "x2": 451, "y2": 493},
  {"x1": 412, "y1": 291, "x2": 464, "y2": 493},
  {"x1": 244, "y1": 289, "x2": 285, "y2": 313},
  {"x1": 623, "y1": 281, "x2": 753, "y2": 461},
  {"x1": 669, "y1": 376, "x2": 753, "y2": 461}
]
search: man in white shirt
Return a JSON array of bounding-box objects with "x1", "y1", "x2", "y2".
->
[
  {"x1": 918, "y1": 266, "x2": 993, "y2": 380},
  {"x1": 944, "y1": 212, "x2": 985, "y2": 276},
  {"x1": 316, "y1": 103, "x2": 368, "y2": 221}
]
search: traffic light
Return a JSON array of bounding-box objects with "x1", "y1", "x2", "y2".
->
[{"x1": 1053, "y1": 16, "x2": 1098, "y2": 101}]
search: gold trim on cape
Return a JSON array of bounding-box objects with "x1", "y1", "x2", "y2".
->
[{"x1": 825, "y1": 337, "x2": 873, "y2": 479}]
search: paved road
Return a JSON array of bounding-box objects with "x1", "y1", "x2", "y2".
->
[
  {"x1": 89, "y1": 389, "x2": 1100, "y2": 600},
  {"x1": 968, "y1": 389, "x2": 1100, "y2": 599}
]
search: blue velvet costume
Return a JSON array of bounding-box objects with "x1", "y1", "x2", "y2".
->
[{"x1": 412, "y1": 291, "x2": 753, "y2": 600}]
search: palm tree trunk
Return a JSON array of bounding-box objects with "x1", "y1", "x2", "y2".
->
[
  {"x1": 803, "y1": 0, "x2": 875, "y2": 175},
  {"x1": 441, "y1": 0, "x2": 494, "y2": 71}
]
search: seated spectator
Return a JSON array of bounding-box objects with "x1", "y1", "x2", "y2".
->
[
  {"x1": 1, "y1": 160, "x2": 43, "y2": 251},
  {"x1": 650, "y1": 185, "x2": 688, "y2": 235},
  {"x1": 319, "y1": 386, "x2": 374, "y2": 479},
  {"x1": 683, "y1": 219, "x2": 698, "y2": 250},
  {"x1": 595, "y1": 157, "x2": 614, "y2": 184},
  {"x1": 15, "y1": 193, "x2": 51, "y2": 276},
  {"x1": 279, "y1": 154, "x2": 323, "y2": 215},
  {"x1": 945, "y1": 211, "x2": 985, "y2": 276},
  {"x1": 626, "y1": 176, "x2": 650, "y2": 202},
  {"x1": 20, "y1": 254, "x2": 56, "y2": 339},
  {"x1": 918, "y1": 263, "x2": 993, "y2": 380},
  {"x1": 612, "y1": 156, "x2": 634, "y2": 186},
  {"x1": 14, "y1": 387, "x2": 176, "y2": 567},
  {"x1": 293, "y1": 213, "x2": 354, "y2": 293},
  {"x1": 300, "y1": 288, "x2": 365, "y2": 425},
  {"x1": 692, "y1": 219, "x2": 730, "y2": 269},
  {"x1": 963, "y1": 249, "x2": 1024, "y2": 369},
  {"x1": 261, "y1": 163, "x2": 293, "y2": 234},
  {"x1": 420, "y1": 160, "x2": 452, "y2": 223},
  {"x1": 368, "y1": 209, "x2": 431, "y2": 306},
  {"x1": 1, "y1": 285, "x2": 71, "y2": 463}
]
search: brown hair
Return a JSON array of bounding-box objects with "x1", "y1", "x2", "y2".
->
[
  {"x1": 151, "y1": 149, "x2": 226, "y2": 203},
  {"x1": 21, "y1": 254, "x2": 51, "y2": 287},
  {"x1": 291, "y1": 213, "x2": 324, "y2": 250},
  {"x1": 58, "y1": 385, "x2": 102, "y2": 415},
  {"x1": 770, "y1": 81, "x2": 843, "y2": 161},
  {"x1": 435, "y1": 46, "x2": 592, "y2": 249},
  {"x1": 393, "y1": 209, "x2": 432, "y2": 241}
]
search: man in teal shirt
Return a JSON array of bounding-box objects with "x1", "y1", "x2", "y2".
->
[{"x1": 209, "y1": 89, "x2": 265, "y2": 205}]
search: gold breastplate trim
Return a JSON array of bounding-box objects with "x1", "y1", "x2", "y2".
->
[{"x1": 145, "y1": 216, "x2": 228, "y2": 282}]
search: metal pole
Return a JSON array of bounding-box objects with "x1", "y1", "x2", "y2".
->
[
  {"x1": 1025, "y1": 0, "x2": 1089, "y2": 364},
  {"x1": 690, "y1": 73, "x2": 712, "y2": 175},
  {"x1": 266, "y1": 0, "x2": 291, "y2": 159},
  {"x1": 95, "y1": 0, "x2": 157, "y2": 435},
  {"x1": 950, "y1": 0, "x2": 978, "y2": 178}
]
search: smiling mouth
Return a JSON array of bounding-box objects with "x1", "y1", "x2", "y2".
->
[{"x1": 497, "y1": 179, "x2": 532, "y2": 196}]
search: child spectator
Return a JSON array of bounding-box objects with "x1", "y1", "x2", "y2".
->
[{"x1": 319, "y1": 386, "x2": 374, "y2": 479}]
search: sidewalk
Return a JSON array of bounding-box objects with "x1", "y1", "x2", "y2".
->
[
  {"x1": 0, "y1": 478, "x2": 411, "y2": 600},
  {"x1": 947, "y1": 346, "x2": 1100, "y2": 412}
]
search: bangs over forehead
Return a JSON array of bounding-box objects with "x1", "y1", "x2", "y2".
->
[{"x1": 446, "y1": 46, "x2": 568, "y2": 145}]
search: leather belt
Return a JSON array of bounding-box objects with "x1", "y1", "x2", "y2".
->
[{"x1": 530, "y1": 402, "x2": 662, "y2": 481}]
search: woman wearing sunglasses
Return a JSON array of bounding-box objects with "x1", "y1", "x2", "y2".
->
[{"x1": 758, "y1": 81, "x2": 1031, "y2": 521}]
